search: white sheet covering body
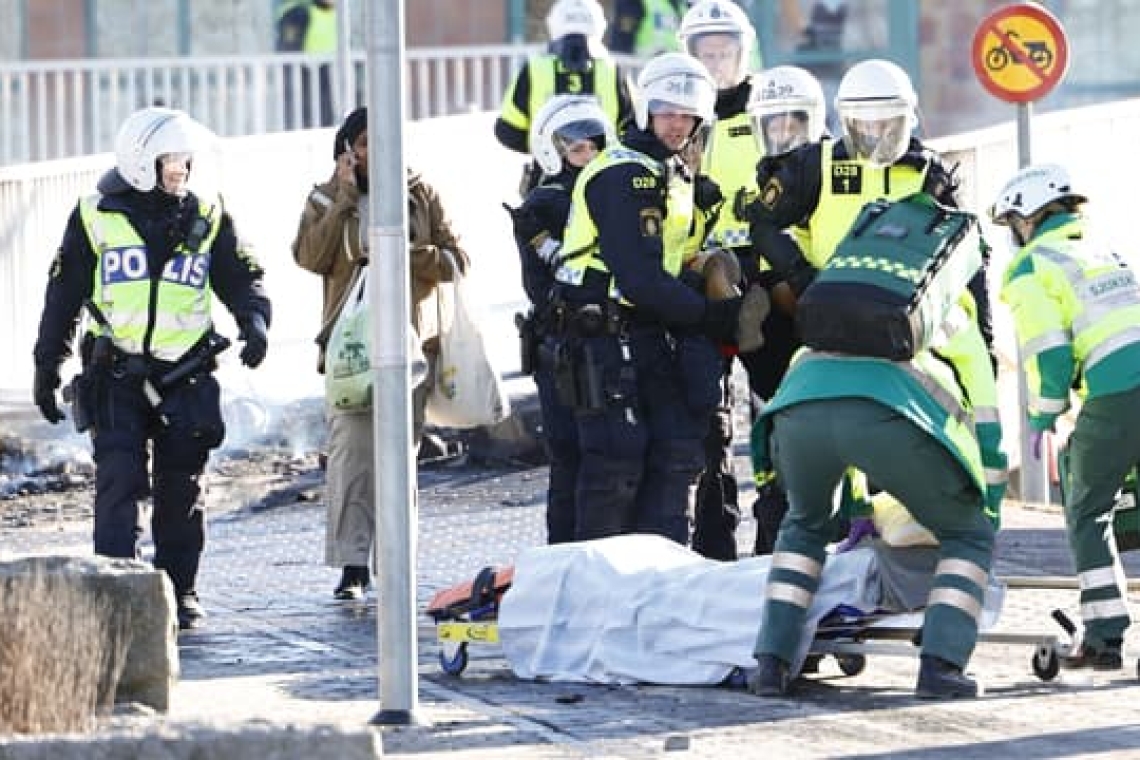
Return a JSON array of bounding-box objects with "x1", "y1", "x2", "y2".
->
[{"x1": 497, "y1": 534, "x2": 1003, "y2": 685}]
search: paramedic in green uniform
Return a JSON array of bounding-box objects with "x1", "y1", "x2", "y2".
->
[
  {"x1": 992, "y1": 163, "x2": 1140, "y2": 671},
  {"x1": 747, "y1": 288, "x2": 1007, "y2": 699}
]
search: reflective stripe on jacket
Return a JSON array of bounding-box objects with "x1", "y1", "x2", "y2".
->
[
  {"x1": 1000, "y1": 215, "x2": 1140, "y2": 425},
  {"x1": 498, "y1": 55, "x2": 623, "y2": 135},
  {"x1": 702, "y1": 109, "x2": 761, "y2": 250},
  {"x1": 808, "y1": 140, "x2": 928, "y2": 268},
  {"x1": 79, "y1": 195, "x2": 221, "y2": 360},
  {"x1": 557, "y1": 145, "x2": 693, "y2": 304}
]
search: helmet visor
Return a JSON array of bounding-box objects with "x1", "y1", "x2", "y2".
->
[
  {"x1": 750, "y1": 108, "x2": 813, "y2": 155},
  {"x1": 838, "y1": 100, "x2": 911, "y2": 167},
  {"x1": 552, "y1": 118, "x2": 608, "y2": 164},
  {"x1": 686, "y1": 32, "x2": 744, "y2": 90}
]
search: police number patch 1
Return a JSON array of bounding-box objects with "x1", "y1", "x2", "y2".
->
[
  {"x1": 831, "y1": 163, "x2": 863, "y2": 195},
  {"x1": 640, "y1": 208, "x2": 663, "y2": 237}
]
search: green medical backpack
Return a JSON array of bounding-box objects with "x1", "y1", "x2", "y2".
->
[{"x1": 797, "y1": 193, "x2": 983, "y2": 361}]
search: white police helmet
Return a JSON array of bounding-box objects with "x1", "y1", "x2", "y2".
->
[
  {"x1": 113, "y1": 106, "x2": 216, "y2": 193},
  {"x1": 835, "y1": 59, "x2": 917, "y2": 168},
  {"x1": 989, "y1": 163, "x2": 1087, "y2": 225},
  {"x1": 545, "y1": 0, "x2": 607, "y2": 42},
  {"x1": 748, "y1": 65, "x2": 826, "y2": 155},
  {"x1": 529, "y1": 95, "x2": 615, "y2": 176},
  {"x1": 677, "y1": 0, "x2": 756, "y2": 91},
  {"x1": 634, "y1": 52, "x2": 717, "y2": 131}
]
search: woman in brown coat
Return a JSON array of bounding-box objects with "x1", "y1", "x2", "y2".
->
[{"x1": 293, "y1": 106, "x2": 469, "y2": 599}]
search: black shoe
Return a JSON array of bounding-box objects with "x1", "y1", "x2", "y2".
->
[
  {"x1": 1061, "y1": 645, "x2": 1123, "y2": 671},
  {"x1": 916, "y1": 654, "x2": 978, "y2": 699},
  {"x1": 176, "y1": 593, "x2": 206, "y2": 631},
  {"x1": 748, "y1": 654, "x2": 792, "y2": 697},
  {"x1": 800, "y1": 654, "x2": 823, "y2": 675},
  {"x1": 334, "y1": 565, "x2": 370, "y2": 600}
]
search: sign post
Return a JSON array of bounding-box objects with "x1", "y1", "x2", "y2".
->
[{"x1": 971, "y1": 2, "x2": 1069, "y2": 506}]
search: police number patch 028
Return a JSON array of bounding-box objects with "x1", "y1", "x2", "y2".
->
[
  {"x1": 831, "y1": 163, "x2": 863, "y2": 195},
  {"x1": 640, "y1": 208, "x2": 663, "y2": 238}
]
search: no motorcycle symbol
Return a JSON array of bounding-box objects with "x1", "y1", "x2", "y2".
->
[
  {"x1": 984, "y1": 30, "x2": 1054, "y2": 72},
  {"x1": 972, "y1": 3, "x2": 1069, "y2": 103}
]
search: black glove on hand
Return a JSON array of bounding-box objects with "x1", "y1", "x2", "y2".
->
[
  {"x1": 33, "y1": 366, "x2": 65, "y2": 424},
  {"x1": 701, "y1": 296, "x2": 743, "y2": 345},
  {"x1": 502, "y1": 203, "x2": 546, "y2": 246},
  {"x1": 694, "y1": 174, "x2": 724, "y2": 215},
  {"x1": 237, "y1": 312, "x2": 268, "y2": 368}
]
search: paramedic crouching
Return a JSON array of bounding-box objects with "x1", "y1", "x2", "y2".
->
[{"x1": 747, "y1": 294, "x2": 1007, "y2": 699}]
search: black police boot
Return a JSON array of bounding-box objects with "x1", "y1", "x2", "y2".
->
[
  {"x1": 748, "y1": 654, "x2": 792, "y2": 697},
  {"x1": 334, "y1": 565, "x2": 370, "y2": 600},
  {"x1": 1061, "y1": 639, "x2": 1124, "y2": 671},
  {"x1": 176, "y1": 592, "x2": 206, "y2": 631},
  {"x1": 916, "y1": 654, "x2": 978, "y2": 699}
]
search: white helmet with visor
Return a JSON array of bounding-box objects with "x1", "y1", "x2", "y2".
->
[
  {"x1": 835, "y1": 59, "x2": 917, "y2": 168},
  {"x1": 989, "y1": 163, "x2": 1087, "y2": 225},
  {"x1": 748, "y1": 65, "x2": 825, "y2": 156},
  {"x1": 634, "y1": 52, "x2": 717, "y2": 131},
  {"x1": 113, "y1": 106, "x2": 216, "y2": 194},
  {"x1": 530, "y1": 95, "x2": 615, "y2": 176},
  {"x1": 677, "y1": 0, "x2": 756, "y2": 91}
]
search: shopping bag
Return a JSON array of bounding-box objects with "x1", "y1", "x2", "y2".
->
[
  {"x1": 426, "y1": 249, "x2": 511, "y2": 428},
  {"x1": 325, "y1": 265, "x2": 372, "y2": 410},
  {"x1": 325, "y1": 265, "x2": 428, "y2": 411}
]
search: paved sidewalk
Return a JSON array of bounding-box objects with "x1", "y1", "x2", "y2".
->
[
  {"x1": 163, "y1": 460, "x2": 1140, "y2": 759},
  {"x1": 14, "y1": 458, "x2": 1140, "y2": 757}
]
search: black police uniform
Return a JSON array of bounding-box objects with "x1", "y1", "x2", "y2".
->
[
  {"x1": 33, "y1": 180, "x2": 271, "y2": 619},
  {"x1": 553, "y1": 125, "x2": 742, "y2": 545},
  {"x1": 508, "y1": 166, "x2": 581, "y2": 544}
]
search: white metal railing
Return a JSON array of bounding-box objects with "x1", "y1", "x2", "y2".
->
[{"x1": 0, "y1": 46, "x2": 542, "y2": 166}]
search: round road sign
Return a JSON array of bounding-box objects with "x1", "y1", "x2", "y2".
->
[{"x1": 972, "y1": 2, "x2": 1069, "y2": 103}]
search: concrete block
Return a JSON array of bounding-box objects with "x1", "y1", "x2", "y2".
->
[{"x1": 0, "y1": 556, "x2": 177, "y2": 713}]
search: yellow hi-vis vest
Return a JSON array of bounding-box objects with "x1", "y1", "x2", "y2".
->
[
  {"x1": 499, "y1": 55, "x2": 623, "y2": 135},
  {"x1": 557, "y1": 146, "x2": 694, "y2": 304},
  {"x1": 634, "y1": 0, "x2": 682, "y2": 56},
  {"x1": 702, "y1": 109, "x2": 761, "y2": 250},
  {"x1": 808, "y1": 140, "x2": 928, "y2": 269},
  {"x1": 278, "y1": 1, "x2": 336, "y2": 53},
  {"x1": 1002, "y1": 217, "x2": 1140, "y2": 413},
  {"x1": 79, "y1": 195, "x2": 223, "y2": 361}
]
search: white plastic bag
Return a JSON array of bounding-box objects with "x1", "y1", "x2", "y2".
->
[
  {"x1": 326, "y1": 265, "x2": 427, "y2": 411},
  {"x1": 426, "y1": 250, "x2": 510, "y2": 428}
]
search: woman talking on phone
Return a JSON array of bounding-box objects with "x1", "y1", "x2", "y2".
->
[{"x1": 292, "y1": 106, "x2": 470, "y2": 601}]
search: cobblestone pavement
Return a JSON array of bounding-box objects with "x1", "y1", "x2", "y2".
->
[{"x1": 12, "y1": 455, "x2": 1140, "y2": 758}]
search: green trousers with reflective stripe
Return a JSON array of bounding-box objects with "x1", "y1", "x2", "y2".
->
[
  {"x1": 1058, "y1": 384, "x2": 1140, "y2": 649},
  {"x1": 755, "y1": 398, "x2": 995, "y2": 670}
]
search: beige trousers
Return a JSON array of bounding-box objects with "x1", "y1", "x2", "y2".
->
[{"x1": 324, "y1": 353, "x2": 433, "y2": 567}]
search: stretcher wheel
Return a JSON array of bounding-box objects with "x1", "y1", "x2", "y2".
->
[
  {"x1": 439, "y1": 642, "x2": 469, "y2": 676},
  {"x1": 836, "y1": 654, "x2": 866, "y2": 676},
  {"x1": 1032, "y1": 645, "x2": 1059, "y2": 681}
]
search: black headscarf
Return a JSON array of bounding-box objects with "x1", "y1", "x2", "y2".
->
[{"x1": 333, "y1": 106, "x2": 367, "y2": 160}]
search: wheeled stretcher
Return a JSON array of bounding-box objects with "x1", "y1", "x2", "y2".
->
[
  {"x1": 424, "y1": 565, "x2": 512, "y2": 676},
  {"x1": 423, "y1": 538, "x2": 1138, "y2": 684}
]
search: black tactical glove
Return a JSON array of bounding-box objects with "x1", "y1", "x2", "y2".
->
[
  {"x1": 701, "y1": 296, "x2": 743, "y2": 345},
  {"x1": 700, "y1": 285, "x2": 770, "y2": 351},
  {"x1": 237, "y1": 312, "x2": 268, "y2": 368},
  {"x1": 502, "y1": 203, "x2": 546, "y2": 246},
  {"x1": 694, "y1": 174, "x2": 724, "y2": 215},
  {"x1": 33, "y1": 366, "x2": 65, "y2": 424}
]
